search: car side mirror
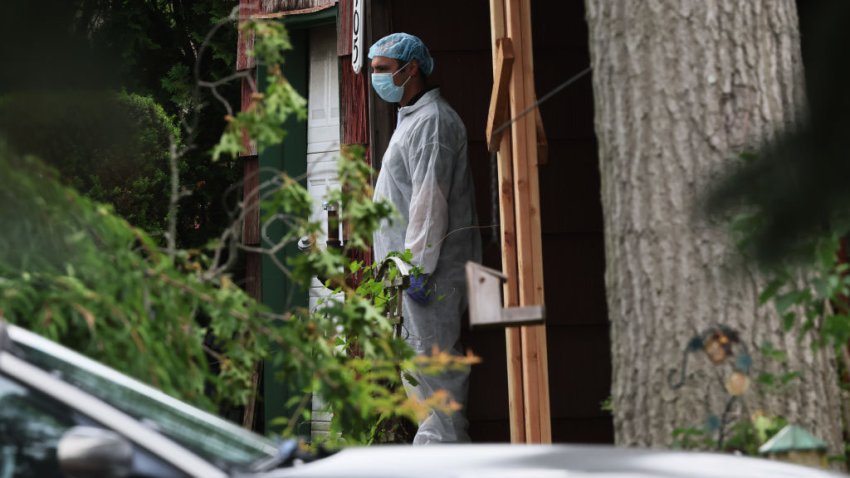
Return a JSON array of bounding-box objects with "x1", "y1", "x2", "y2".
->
[{"x1": 57, "y1": 426, "x2": 133, "y2": 478}]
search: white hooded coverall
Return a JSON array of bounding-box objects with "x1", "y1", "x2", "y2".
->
[{"x1": 373, "y1": 88, "x2": 482, "y2": 444}]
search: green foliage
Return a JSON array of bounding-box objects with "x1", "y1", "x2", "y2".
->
[
  {"x1": 600, "y1": 396, "x2": 613, "y2": 413},
  {"x1": 0, "y1": 137, "x2": 469, "y2": 445},
  {"x1": 702, "y1": 2, "x2": 850, "y2": 266},
  {"x1": 0, "y1": 143, "x2": 219, "y2": 407},
  {"x1": 328, "y1": 147, "x2": 398, "y2": 252},
  {"x1": 714, "y1": 153, "x2": 850, "y2": 351},
  {"x1": 255, "y1": 150, "x2": 476, "y2": 444},
  {"x1": 212, "y1": 19, "x2": 306, "y2": 161},
  {"x1": 669, "y1": 327, "x2": 798, "y2": 454},
  {"x1": 162, "y1": 64, "x2": 194, "y2": 112},
  {"x1": 2, "y1": 0, "x2": 243, "y2": 249},
  {"x1": 672, "y1": 413, "x2": 787, "y2": 455},
  {"x1": 672, "y1": 427, "x2": 719, "y2": 450},
  {"x1": 0, "y1": 16, "x2": 474, "y2": 447},
  {"x1": 733, "y1": 206, "x2": 850, "y2": 350},
  {"x1": 0, "y1": 92, "x2": 180, "y2": 237},
  {"x1": 754, "y1": 341, "x2": 802, "y2": 395},
  {"x1": 723, "y1": 414, "x2": 787, "y2": 456},
  {"x1": 696, "y1": 150, "x2": 850, "y2": 457}
]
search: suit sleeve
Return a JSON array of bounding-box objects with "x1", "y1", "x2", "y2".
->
[{"x1": 404, "y1": 138, "x2": 455, "y2": 274}]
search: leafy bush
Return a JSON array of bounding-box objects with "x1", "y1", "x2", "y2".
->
[
  {"x1": 0, "y1": 14, "x2": 475, "y2": 447},
  {"x1": 0, "y1": 92, "x2": 179, "y2": 237},
  {"x1": 0, "y1": 140, "x2": 472, "y2": 444}
]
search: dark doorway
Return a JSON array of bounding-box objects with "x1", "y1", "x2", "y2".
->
[{"x1": 386, "y1": 0, "x2": 612, "y2": 443}]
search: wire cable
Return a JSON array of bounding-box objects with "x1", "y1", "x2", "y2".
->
[
  {"x1": 491, "y1": 65, "x2": 592, "y2": 138},
  {"x1": 484, "y1": 65, "x2": 593, "y2": 246}
]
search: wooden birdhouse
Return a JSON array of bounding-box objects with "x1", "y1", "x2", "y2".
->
[
  {"x1": 759, "y1": 424, "x2": 828, "y2": 469},
  {"x1": 465, "y1": 261, "x2": 544, "y2": 328}
]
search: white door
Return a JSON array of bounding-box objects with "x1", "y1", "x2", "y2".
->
[
  {"x1": 306, "y1": 24, "x2": 341, "y2": 441},
  {"x1": 306, "y1": 24, "x2": 341, "y2": 308}
]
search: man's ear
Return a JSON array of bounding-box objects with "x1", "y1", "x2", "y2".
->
[{"x1": 408, "y1": 59, "x2": 421, "y2": 78}]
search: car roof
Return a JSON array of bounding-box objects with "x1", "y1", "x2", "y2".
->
[{"x1": 263, "y1": 444, "x2": 846, "y2": 478}]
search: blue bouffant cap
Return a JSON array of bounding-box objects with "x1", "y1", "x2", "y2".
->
[{"x1": 368, "y1": 33, "x2": 435, "y2": 76}]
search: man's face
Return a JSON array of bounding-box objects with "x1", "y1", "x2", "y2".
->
[{"x1": 370, "y1": 56, "x2": 407, "y2": 86}]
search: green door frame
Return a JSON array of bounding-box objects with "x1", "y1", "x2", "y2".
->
[{"x1": 259, "y1": 5, "x2": 338, "y2": 437}]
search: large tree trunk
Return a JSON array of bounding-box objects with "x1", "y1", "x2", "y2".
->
[{"x1": 585, "y1": 0, "x2": 844, "y2": 453}]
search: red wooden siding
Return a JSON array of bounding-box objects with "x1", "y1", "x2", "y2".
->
[
  {"x1": 237, "y1": 0, "x2": 260, "y2": 71},
  {"x1": 240, "y1": 75, "x2": 259, "y2": 157},
  {"x1": 245, "y1": 242, "x2": 263, "y2": 301},
  {"x1": 337, "y1": 0, "x2": 353, "y2": 55},
  {"x1": 261, "y1": 0, "x2": 336, "y2": 13},
  {"x1": 256, "y1": 0, "x2": 336, "y2": 17},
  {"x1": 243, "y1": 157, "x2": 261, "y2": 246},
  {"x1": 341, "y1": 63, "x2": 368, "y2": 145}
]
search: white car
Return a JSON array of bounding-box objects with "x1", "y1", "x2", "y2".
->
[{"x1": 0, "y1": 321, "x2": 843, "y2": 478}]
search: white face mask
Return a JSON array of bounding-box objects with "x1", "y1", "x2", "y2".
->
[{"x1": 371, "y1": 62, "x2": 412, "y2": 103}]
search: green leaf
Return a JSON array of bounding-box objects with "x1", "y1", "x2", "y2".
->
[
  {"x1": 759, "y1": 278, "x2": 785, "y2": 304},
  {"x1": 782, "y1": 312, "x2": 796, "y2": 331},
  {"x1": 761, "y1": 341, "x2": 787, "y2": 362},
  {"x1": 775, "y1": 290, "x2": 805, "y2": 315},
  {"x1": 780, "y1": 371, "x2": 801, "y2": 385},
  {"x1": 756, "y1": 372, "x2": 776, "y2": 386}
]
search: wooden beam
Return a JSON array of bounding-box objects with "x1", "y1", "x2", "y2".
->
[
  {"x1": 505, "y1": 0, "x2": 551, "y2": 443},
  {"x1": 499, "y1": 133, "x2": 526, "y2": 443},
  {"x1": 486, "y1": 38, "x2": 515, "y2": 153},
  {"x1": 535, "y1": 107, "x2": 548, "y2": 166},
  {"x1": 489, "y1": 0, "x2": 526, "y2": 444},
  {"x1": 243, "y1": 156, "x2": 261, "y2": 245},
  {"x1": 489, "y1": 0, "x2": 506, "y2": 71}
]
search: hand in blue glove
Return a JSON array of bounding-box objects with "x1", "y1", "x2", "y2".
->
[{"x1": 405, "y1": 273, "x2": 432, "y2": 306}]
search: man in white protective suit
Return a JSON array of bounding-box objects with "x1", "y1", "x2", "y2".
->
[{"x1": 368, "y1": 32, "x2": 482, "y2": 444}]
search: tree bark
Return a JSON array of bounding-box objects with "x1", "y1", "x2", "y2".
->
[{"x1": 585, "y1": 0, "x2": 844, "y2": 454}]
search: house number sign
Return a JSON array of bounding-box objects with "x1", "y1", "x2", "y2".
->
[{"x1": 351, "y1": 0, "x2": 364, "y2": 73}]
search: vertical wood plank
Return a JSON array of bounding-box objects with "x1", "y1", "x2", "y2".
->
[
  {"x1": 519, "y1": 0, "x2": 551, "y2": 444},
  {"x1": 243, "y1": 156, "x2": 261, "y2": 245},
  {"x1": 500, "y1": 134, "x2": 525, "y2": 444},
  {"x1": 237, "y1": 0, "x2": 260, "y2": 71},
  {"x1": 337, "y1": 0, "x2": 353, "y2": 55},
  {"x1": 489, "y1": 0, "x2": 505, "y2": 67},
  {"x1": 240, "y1": 75, "x2": 258, "y2": 157},
  {"x1": 486, "y1": 39, "x2": 514, "y2": 153},
  {"x1": 242, "y1": 249, "x2": 262, "y2": 430},
  {"x1": 245, "y1": 250, "x2": 262, "y2": 300},
  {"x1": 341, "y1": 56, "x2": 369, "y2": 145},
  {"x1": 238, "y1": 0, "x2": 261, "y2": 432},
  {"x1": 505, "y1": 0, "x2": 551, "y2": 444},
  {"x1": 489, "y1": 0, "x2": 526, "y2": 444}
]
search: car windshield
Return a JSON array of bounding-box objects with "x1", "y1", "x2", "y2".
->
[{"x1": 6, "y1": 325, "x2": 279, "y2": 471}]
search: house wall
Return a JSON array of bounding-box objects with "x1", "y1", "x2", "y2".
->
[
  {"x1": 387, "y1": 0, "x2": 612, "y2": 443},
  {"x1": 533, "y1": 1, "x2": 612, "y2": 443}
]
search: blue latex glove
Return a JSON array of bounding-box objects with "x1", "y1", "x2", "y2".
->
[{"x1": 405, "y1": 273, "x2": 432, "y2": 306}]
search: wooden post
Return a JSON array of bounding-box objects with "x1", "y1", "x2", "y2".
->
[
  {"x1": 501, "y1": 136, "x2": 527, "y2": 443},
  {"x1": 489, "y1": 0, "x2": 526, "y2": 444},
  {"x1": 486, "y1": 38, "x2": 514, "y2": 153},
  {"x1": 506, "y1": 0, "x2": 551, "y2": 444},
  {"x1": 489, "y1": 0, "x2": 551, "y2": 443}
]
